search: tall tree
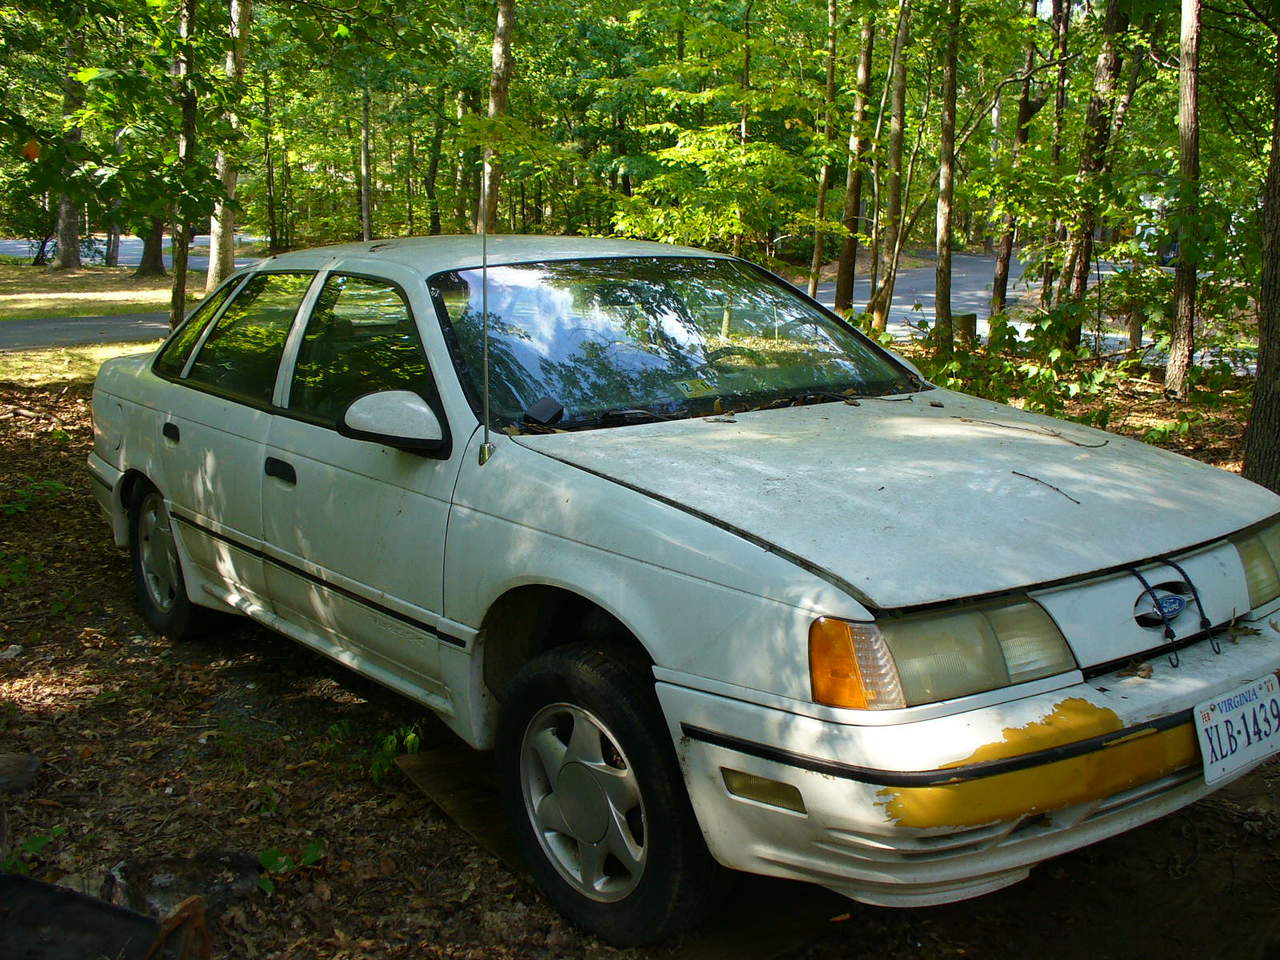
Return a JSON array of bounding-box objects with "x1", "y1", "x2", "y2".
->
[
  {"x1": 990, "y1": 0, "x2": 1038, "y2": 322},
  {"x1": 868, "y1": 0, "x2": 911, "y2": 332},
  {"x1": 1040, "y1": 0, "x2": 1070, "y2": 308},
  {"x1": 206, "y1": 0, "x2": 252, "y2": 291},
  {"x1": 1059, "y1": 0, "x2": 1130, "y2": 346},
  {"x1": 934, "y1": 0, "x2": 961, "y2": 357},
  {"x1": 49, "y1": 24, "x2": 85, "y2": 271},
  {"x1": 478, "y1": 0, "x2": 515, "y2": 233},
  {"x1": 833, "y1": 16, "x2": 875, "y2": 315},
  {"x1": 807, "y1": 0, "x2": 839, "y2": 298},
  {"x1": 360, "y1": 81, "x2": 373, "y2": 240},
  {"x1": 168, "y1": 0, "x2": 199, "y2": 329},
  {"x1": 1165, "y1": 0, "x2": 1201, "y2": 399},
  {"x1": 1244, "y1": 26, "x2": 1280, "y2": 494}
]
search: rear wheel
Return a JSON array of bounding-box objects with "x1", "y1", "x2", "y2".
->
[
  {"x1": 129, "y1": 483, "x2": 198, "y2": 640},
  {"x1": 497, "y1": 643, "x2": 724, "y2": 946}
]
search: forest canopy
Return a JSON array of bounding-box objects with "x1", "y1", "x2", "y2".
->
[{"x1": 1, "y1": 0, "x2": 1278, "y2": 488}]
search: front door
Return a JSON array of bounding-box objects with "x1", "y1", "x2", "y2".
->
[{"x1": 261, "y1": 269, "x2": 464, "y2": 704}]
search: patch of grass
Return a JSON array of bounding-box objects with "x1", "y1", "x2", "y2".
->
[
  {"x1": 0, "y1": 340, "x2": 162, "y2": 385},
  {"x1": 0, "y1": 263, "x2": 201, "y2": 321}
]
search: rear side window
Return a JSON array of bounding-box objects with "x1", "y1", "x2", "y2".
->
[
  {"x1": 289, "y1": 274, "x2": 433, "y2": 426},
  {"x1": 186, "y1": 272, "x2": 313, "y2": 405},
  {"x1": 153, "y1": 280, "x2": 237, "y2": 378}
]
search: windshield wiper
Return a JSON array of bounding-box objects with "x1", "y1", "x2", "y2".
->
[{"x1": 569, "y1": 407, "x2": 679, "y2": 429}]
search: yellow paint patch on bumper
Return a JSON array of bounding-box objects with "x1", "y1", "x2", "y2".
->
[
  {"x1": 943, "y1": 697, "x2": 1124, "y2": 768},
  {"x1": 877, "y1": 722, "x2": 1198, "y2": 828}
]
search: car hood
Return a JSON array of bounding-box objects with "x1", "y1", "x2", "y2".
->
[{"x1": 517, "y1": 389, "x2": 1280, "y2": 610}]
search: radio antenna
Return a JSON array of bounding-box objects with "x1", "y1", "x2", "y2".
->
[{"x1": 478, "y1": 173, "x2": 495, "y2": 465}]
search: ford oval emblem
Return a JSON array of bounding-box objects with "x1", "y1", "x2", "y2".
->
[{"x1": 1156, "y1": 594, "x2": 1187, "y2": 619}]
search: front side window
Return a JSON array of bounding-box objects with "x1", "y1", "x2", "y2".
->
[
  {"x1": 432, "y1": 256, "x2": 919, "y2": 430},
  {"x1": 153, "y1": 277, "x2": 239, "y2": 378},
  {"x1": 289, "y1": 274, "x2": 433, "y2": 426},
  {"x1": 186, "y1": 272, "x2": 313, "y2": 404}
]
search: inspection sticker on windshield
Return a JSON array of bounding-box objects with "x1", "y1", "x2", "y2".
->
[
  {"x1": 673, "y1": 378, "x2": 715, "y2": 398},
  {"x1": 1195, "y1": 674, "x2": 1280, "y2": 785}
]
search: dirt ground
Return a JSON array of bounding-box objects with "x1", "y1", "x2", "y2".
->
[{"x1": 2, "y1": 377, "x2": 1280, "y2": 960}]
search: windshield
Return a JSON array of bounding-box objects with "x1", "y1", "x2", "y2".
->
[{"x1": 431, "y1": 256, "x2": 919, "y2": 429}]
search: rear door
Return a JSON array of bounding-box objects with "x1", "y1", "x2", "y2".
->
[
  {"x1": 160, "y1": 270, "x2": 318, "y2": 609},
  {"x1": 261, "y1": 266, "x2": 465, "y2": 703}
]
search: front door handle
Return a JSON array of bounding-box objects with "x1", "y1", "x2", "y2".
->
[
  {"x1": 264, "y1": 456, "x2": 296, "y2": 485},
  {"x1": 162, "y1": 422, "x2": 180, "y2": 443}
]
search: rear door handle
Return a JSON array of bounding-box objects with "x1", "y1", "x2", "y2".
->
[
  {"x1": 162, "y1": 422, "x2": 180, "y2": 443},
  {"x1": 264, "y1": 456, "x2": 296, "y2": 485}
]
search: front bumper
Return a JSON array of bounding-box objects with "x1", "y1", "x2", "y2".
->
[{"x1": 659, "y1": 619, "x2": 1280, "y2": 907}]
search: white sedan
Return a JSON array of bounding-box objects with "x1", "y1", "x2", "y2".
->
[{"x1": 89, "y1": 236, "x2": 1280, "y2": 945}]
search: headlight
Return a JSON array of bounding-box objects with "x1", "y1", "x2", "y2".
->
[
  {"x1": 1233, "y1": 518, "x2": 1280, "y2": 610},
  {"x1": 809, "y1": 598, "x2": 1077, "y2": 710}
]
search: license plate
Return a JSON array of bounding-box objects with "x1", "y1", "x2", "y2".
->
[{"x1": 1195, "y1": 674, "x2": 1280, "y2": 785}]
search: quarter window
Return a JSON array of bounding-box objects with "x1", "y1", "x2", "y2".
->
[
  {"x1": 186, "y1": 272, "x2": 313, "y2": 404},
  {"x1": 153, "y1": 278, "x2": 238, "y2": 378},
  {"x1": 289, "y1": 274, "x2": 433, "y2": 426}
]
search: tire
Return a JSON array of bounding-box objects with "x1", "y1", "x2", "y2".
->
[
  {"x1": 128, "y1": 481, "x2": 198, "y2": 641},
  {"x1": 497, "y1": 643, "x2": 725, "y2": 946}
]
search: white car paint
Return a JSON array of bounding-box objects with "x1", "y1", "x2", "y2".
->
[{"x1": 89, "y1": 235, "x2": 1280, "y2": 912}]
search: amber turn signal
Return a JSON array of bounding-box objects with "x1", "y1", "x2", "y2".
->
[
  {"x1": 809, "y1": 617, "x2": 870, "y2": 709},
  {"x1": 809, "y1": 617, "x2": 907, "y2": 710}
]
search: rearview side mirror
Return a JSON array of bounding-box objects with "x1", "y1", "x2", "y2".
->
[{"x1": 338, "y1": 390, "x2": 448, "y2": 455}]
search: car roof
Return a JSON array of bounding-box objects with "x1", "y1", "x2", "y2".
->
[{"x1": 249, "y1": 235, "x2": 731, "y2": 275}]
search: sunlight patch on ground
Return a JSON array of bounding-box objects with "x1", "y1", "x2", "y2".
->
[
  {"x1": 0, "y1": 265, "x2": 198, "y2": 321},
  {"x1": 0, "y1": 341, "x2": 161, "y2": 385}
]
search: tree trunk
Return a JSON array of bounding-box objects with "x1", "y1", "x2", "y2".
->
[
  {"x1": 50, "y1": 29, "x2": 85, "y2": 272},
  {"x1": 1041, "y1": 0, "x2": 1070, "y2": 308},
  {"x1": 1244, "y1": 37, "x2": 1280, "y2": 493},
  {"x1": 406, "y1": 124, "x2": 416, "y2": 235},
  {"x1": 1165, "y1": 0, "x2": 1201, "y2": 399},
  {"x1": 206, "y1": 0, "x2": 252, "y2": 292},
  {"x1": 834, "y1": 18, "x2": 875, "y2": 315},
  {"x1": 991, "y1": 0, "x2": 1037, "y2": 325},
  {"x1": 263, "y1": 74, "x2": 280, "y2": 251},
  {"x1": 807, "y1": 0, "x2": 839, "y2": 298},
  {"x1": 478, "y1": 0, "x2": 516, "y2": 233},
  {"x1": 279, "y1": 118, "x2": 292, "y2": 248},
  {"x1": 360, "y1": 83, "x2": 373, "y2": 241},
  {"x1": 934, "y1": 0, "x2": 960, "y2": 358},
  {"x1": 134, "y1": 217, "x2": 167, "y2": 278},
  {"x1": 733, "y1": 0, "x2": 754, "y2": 257},
  {"x1": 168, "y1": 0, "x2": 198, "y2": 329},
  {"x1": 868, "y1": 0, "x2": 911, "y2": 332},
  {"x1": 105, "y1": 217, "x2": 120, "y2": 267},
  {"x1": 426, "y1": 96, "x2": 444, "y2": 236},
  {"x1": 1060, "y1": 0, "x2": 1129, "y2": 347}
]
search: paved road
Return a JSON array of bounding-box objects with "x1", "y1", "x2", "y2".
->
[
  {"x1": 1, "y1": 250, "x2": 1031, "y2": 351},
  {"x1": 0, "y1": 234, "x2": 260, "y2": 273},
  {"x1": 812, "y1": 252, "x2": 1031, "y2": 337},
  {"x1": 0, "y1": 312, "x2": 173, "y2": 350}
]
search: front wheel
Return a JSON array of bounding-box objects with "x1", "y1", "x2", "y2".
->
[{"x1": 497, "y1": 643, "x2": 724, "y2": 946}]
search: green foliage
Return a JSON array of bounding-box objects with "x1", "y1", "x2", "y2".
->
[
  {"x1": 1142, "y1": 410, "x2": 1205, "y2": 444},
  {"x1": 0, "y1": 479, "x2": 67, "y2": 516},
  {"x1": 257, "y1": 839, "x2": 327, "y2": 894},
  {"x1": 920, "y1": 341, "x2": 1136, "y2": 422},
  {"x1": 368, "y1": 724, "x2": 421, "y2": 785},
  {"x1": 2, "y1": 825, "x2": 67, "y2": 875},
  {"x1": 0, "y1": 550, "x2": 45, "y2": 589}
]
